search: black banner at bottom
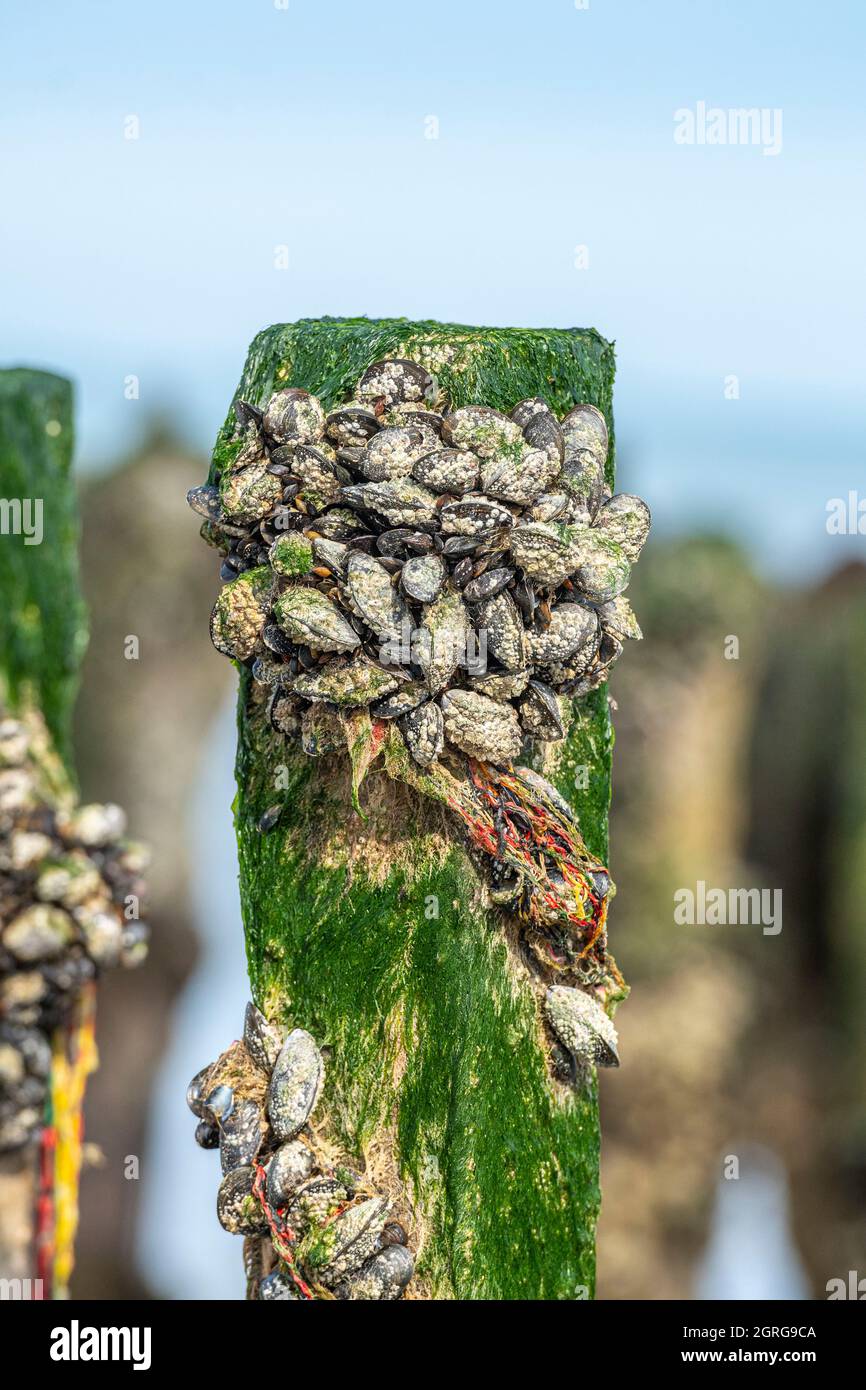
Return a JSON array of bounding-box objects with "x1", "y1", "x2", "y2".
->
[{"x1": 1, "y1": 1295, "x2": 859, "y2": 1375}]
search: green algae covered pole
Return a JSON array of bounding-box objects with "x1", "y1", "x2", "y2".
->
[
  {"x1": 0, "y1": 368, "x2": 85, "y2": 1281},
  {"x1": 214, "y1": 319, "x2": 617, "y2": 1300}
]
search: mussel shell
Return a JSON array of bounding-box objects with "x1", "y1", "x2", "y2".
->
[
  {"x1": 399, "y1": 700, "x2": 444, "y2": 767},
  {"x1": 243, "y1": 1001, "x2": 283, "y2": 1074},
  {"x1": 325, "y1": 406, "x2": 380, "y2": 447},
  {"x1": 411, "y1": 448, "x2": 479, "y2": 495},
  {"x1": 186, "y1": 1064, "x2": 213, "y2": 1117},
  {"x1": 273, "y1": 586, "x2": 361, "y2": 654},
  {"x1": 480, "y1": 448, "x2": 556, "y2": 506},
  {"x1": 474, "y1": 590, "x2": 525, "y2": 672},
  {"x1": 292, "y1": 656, "x2": 400, "y2": 709},
  {"x1": 560, "y1": 403, "x2": 609, "y2": 467},
  {"x1": 267, "y1": 1029, "x2": 324, "y2": 1142},
  {"x1": 591, "y1": 493, "x2": 651, "y2": 562},
  {"x1": 269, "y1": 689, "x2": 302, "y2": 738},
  {"x1": 591, "y1": 869, "x2": 612, "y2": 899},
  {"x1": 461, "y1": 566, "x2": 513, "y2": 603},
  {"x1": 380, "y1": 1221, "x2": 409, "y2": 1248},
  {"x1": 384, "y1": 406, "x2": 443, "y2": 434},
  {"x1": 316, "y1": 1196, "x2": 390, "y2": 1287},
  {"x1": 311, "y1": 508, "x2": 370, "y2": 540},
  {"x1": 468, "y1": 668, "x2": 530, "y2": 700},
  {"x1": 293, "y1": 444, "x2": 349, "y2": 481},
  {"x1": 186, "y1": 485, "x2": 222, "y2": 522},
  {"x1": 595, "y1": 594, "x2": 642, "y2": 642},
  {"x1": 528, "y1": 492, "x2": 570, "y2": 523},
  {"x1": 341, "y1": 479, "x2": 439, "y2": 529},
  {"x1": 343, "y1": 550, "x2": 408, "y2": 641},
  {"x1": 251, "y1": 656, "x2": 289, "y2": 690},
  {"x1": 510, "y1": 396, "x2": 550, "y2": 428},
  {"x1": 376, "y1": 527, "x2": 414, "y2": 557},
  {"x1": 519, "y1": 679, "x2": 565, "y2": 741},
  {"x1": 357, "y1": 358, "x2": 436, "y2": 407},
  {"x1": 360, "y1": 426, "x2": 427, "y2": 481},
  {"x1": 284, "y1": 1175, "x2": 351, "y2": 1235},
  {"x1": 265, "y1": 1138, "x2": 316, "y2": 1209},
  {"x1": 209, "y1": 568, "x2": 272, "y2": 662},
  {"x1": 194, "y1": 1120, "x2": 220, "y2": 1149},
  {"x1": 233, "y1": 399, "x2": 263, "y2": 428},
  {"x1": 220, "y1": 1099, "x2": 264, "y2": 1175},
  {"x1": 404, "y1": 531, "x2": 435, "y2": 554},
  {"x1": 440, "y1": 689, "x2": 523, "y2": 767},
  {"x1": 263, "y1": 388, "x2": 325, "y2": 447},
  {"x1": 204, "y1": 1083, "x2": 234, "y2": 1123},
  {"x1": 416, "y1": 589, "x2": 470, "y2": 693},
  {"x1": 528, "y1": 603, "x2": 600, "y2": 667},
  {"x1": 441, "y1": 535, "x2": 481, "y2": 559},
  {"x1": 370, "y1": 684, "x2": 428, "y2": 719},
  {"x1": 545, "y1": 984, "x2": 619, "y2": 1069},
  {"x1": 216, "y1": 1165, "x2": 269, "y2": 1235},
  {"x1": 441, "y1": 406, "x2": 523, "y2": 459},
  {"x1": 300, "y1": 704, "x2": 344, "y2": 757},
  {"x1": 522, "y1": 410, "x2": 564, "y2": 465},
  {"x1": 335, "y1": 1244, "x2": 415, "y2": 1301},
  {"x1": 401, "y1": 553, "x2": 446, "y2": 603},
  {"x1": 219, "y1": 462, "x2": 283, "y2": 526},
  {"x1": 439, "y1": 497, "x2": 514, "y2": 538},
  {"x1": 570, "y1": 534, "x2": 631, "y2": 605},
  {"x1": 1, "y1": 1025, "x2": 50, "y2": 1080}
]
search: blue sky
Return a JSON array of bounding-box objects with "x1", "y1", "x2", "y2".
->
[{"x1": 2, "y1": 0, "x2": 864, "y2": 578}]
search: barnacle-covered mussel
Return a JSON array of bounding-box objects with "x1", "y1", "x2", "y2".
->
[
  {"x1": 0, "y1": 709, "x2": 149, "y2": 1152},
  {"x1": 187, "y1": 1002, "x2": 416, "y2": 1301}
]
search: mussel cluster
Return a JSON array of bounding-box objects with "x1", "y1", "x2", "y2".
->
[
  {"x1": 187, "y1": 1003, "x2": 416, "y2": 1301},
  {"x1": 190, "y1": 357, "x2": 650, "y2": 768},
  {"x1": 0, "y1": 713, "x2": 149, "y2": 1151}
]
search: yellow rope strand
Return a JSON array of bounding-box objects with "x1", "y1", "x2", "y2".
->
[{"x1": 49, "y1": 984, "x2": 98, "y2": 1297}]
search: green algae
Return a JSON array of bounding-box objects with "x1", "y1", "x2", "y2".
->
[
  {"x1": 270, "y1": 533, "x2": 313, "y2": 578},
  {"x1": 219, "y1": 319, "x2": 617, "y2": 1300},
  {"x1": 210, "y1": 318, "x2": 616, "y2": 490},
  {"x1": 0, "y1": 369, "x2": 86, "y2": 775}
]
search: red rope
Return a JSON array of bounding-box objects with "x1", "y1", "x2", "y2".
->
[
  {"x1": 35, "y1": 1115, "x2": 57, "y2": 1293},
  {"x1": 452, "y1": 761, "x2": 609, "y2": 944}
]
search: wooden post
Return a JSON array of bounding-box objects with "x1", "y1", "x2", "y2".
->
[{"x1": 208, "y1": 319, "x2": 618, "y2": 1299}]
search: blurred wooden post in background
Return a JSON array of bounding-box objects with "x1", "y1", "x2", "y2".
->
[{"x1": 0, "y1": 368, "x2": 86, "y2": 1282}]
